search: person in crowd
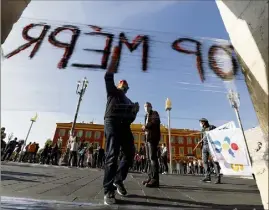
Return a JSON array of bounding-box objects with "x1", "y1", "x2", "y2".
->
[
  {"x1": 28, "y1": 142, "x2": 37, "y2": 163},
  {"x1": 157, "y1": 146, "x2": 162, "y2": 173},
  {"x1": 96, "y1": 146, "x2": 104, "y2": 168},
  {"x1": 33, "y1": 143, "x2": 39, "y2": 163},
  {"x1": 93, "y1": 149, "x2": 98, "y2": 168},
  {"x1": 103, "y1": 47, "x2": 139, "y2": 205},
  {"x1": 68, "y1": 136, "x2": 79, "y2": 167},
  {"x1": 87, "y1": 143, "x2": 94, "y2": 168},
  {"x1": 183, "y1": 161, "x2": 187, "y2": 174},
  {"x1": 161, "y1": 143, "x2": 168, "y2": 175},
  {"x1": 1, "y1": 127, "x2": 7, "y2": 155},
  {"x1": 198, "y1": 159, "x2": 203, "y2": 175},
  {"x1": 22, "y1": 142, "x2": 31, "y2": 162},
  {"x1": 134, "y1": 152, "x2": 141, "y2": 171},
  {"x1": 51, "y1": 143, "x2": 59, "y2": 165},
  {"x1": 198, "y1": 118, "x2": 221, "y2": 184},
  {"x1": 139, "y1": 144, "x2": 146, "y2": 172},
  {"x1": 40, "y1": 144, "x2": 49, "y2": 164},
  {"x1": 46, "y1": 144, "x2": 53, "y2": 164},
  {"x1": 142, "y1": 102, "x2": 161, "y2": 188},
  {"x1": 78, "y1": 146, "x2": 87, "y2": 168},
  {"x1": 2, "y1": 137, "x2": 17, "y2": 161},
  {"x1": 193, "y1": 159, "x2": 198, "y2": 175},
  {"x1": 13, "y1": 140, "x2": 24, "y2": 162},
  {"x1": 188, "y1": 162, "x2": 193, "y2": 174}
]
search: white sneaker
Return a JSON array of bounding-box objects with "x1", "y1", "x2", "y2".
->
[{"x1": 104, "y1": 192, "x2": 116, "y2": 205}]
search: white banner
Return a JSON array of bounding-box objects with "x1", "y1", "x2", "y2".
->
[
  {"x1": 218, "y1": 160, "x2": 252, "y2": 176},
  {"x1": 207, "y1": 128, "x2": 250, "y2": 165},
  {"x1": 207, "y1": 128, "x2": 252, "y2": 176},
  {"x1": 216, "y1": 121, "x2": 236, "y2": 130}
]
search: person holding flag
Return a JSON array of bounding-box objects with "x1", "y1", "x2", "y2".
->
[{"x1": 196, "y1": 118, "x2": 221, "y2": 184}]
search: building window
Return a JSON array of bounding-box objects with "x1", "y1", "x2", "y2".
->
[
  {"x1": 59, "y1": 129, "x2": 66, "y2": 137},
  {"x1": 177, "y1": 136, "x2": 184, "y2": 144},
  {"x1": 170, "y1": 136, "x2": 175, "y2": 143},
  {"x1": 179, "y1": 147, "x2": 184, "y2": 156},
  {"x1": 76, "y1": 130, "x2": 83, "y2": 137},
  {"x1": 187, "y1": 147, "x2": 193, "y2": 154},
  {"x1": 85, "y1": 131, "x2": 92, "y2": 138},
  {"x1": 194, "y1": 137, "x2": 199, "y2": 144},
  {"x1": 94, "y1": 131, "x2": 101, "y2": 140},
  {"x1": 196, "y1": 148, "x2": 201, "y2": 157},
  {"x1": 171, "y1": 146, "x2": 175, "y2": 154},
  {"x1": 187, "y1": 137, "x2": 192, "y2": 144},
  {"x1": 133, "y1": 133, "x2": 139, "y2": 142},
  {"x1": 141, "y1": 134, "x2": 146, "y2": 141}
]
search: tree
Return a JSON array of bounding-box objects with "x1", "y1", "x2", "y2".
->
[{"x1": 45, "y1": 139, "x2": 52, "y2": 146}]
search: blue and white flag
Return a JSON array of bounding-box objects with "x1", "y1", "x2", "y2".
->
[{"x1": 207, "y1": 128, "x2": 252, "y2": 176}]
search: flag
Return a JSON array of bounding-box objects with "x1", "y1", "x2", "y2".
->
[
  {"x1": 31, "y1": 113, "x2": 38, "y2": 122},
  {"x1": 216, "y1": 121, "x2": 236, "y2": 130},
  {"x1": 207, "y1": 128, "x2": 252, "y2": 176}
]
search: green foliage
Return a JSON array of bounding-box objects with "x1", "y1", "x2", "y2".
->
[{"x1": 45, "y1": 139, "x2": 52, "y2": 146}]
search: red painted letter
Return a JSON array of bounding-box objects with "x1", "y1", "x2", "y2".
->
[
  {"x1": 208, "y1": 45, "x2": 238, "y2": 80},
  {"x1": 48, "y1": 25, "x2": 80, "y2": 69},
  {"x1": 115, "y1": 33, "x2": 149, "y2": 72},
  {"x1": 5, "y1": 23, "x2": 50, "y2": 59},
  {"x1": 72, "y1": 32, "x2": 114, "y2": 69},
  {"x1": 172, "y1": 38, "x2": 205, "y2": 82}
]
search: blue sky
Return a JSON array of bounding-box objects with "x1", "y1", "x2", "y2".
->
[{"x1": 1, "y1": 1, "x2": 258, "y2": 146}]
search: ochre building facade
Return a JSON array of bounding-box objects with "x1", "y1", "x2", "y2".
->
[{"x1": 53, "y1": 122, "x2": 201, "y2": 161}]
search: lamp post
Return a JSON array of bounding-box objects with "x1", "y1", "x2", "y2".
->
[
  {"x1": 20, "y1": 113, "x2": 38, "y2": 162},
  {"x1": 165, "y1": 98, "x2": 173, "y2": 174},
  {"x1": 60, "y1": 77, "x2": 88, "y2": 166},
  {"x1": 71, "y1": 77, "x2": 89, "y2": 135},
  {"x1": 227, "y1": 90, "x2": 252, "y2": 166}
]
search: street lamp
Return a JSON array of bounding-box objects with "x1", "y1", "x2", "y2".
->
[
  {"x1": 71, "y1": 77, "x2": 89, "y2": 135},
  {"x1": 19, "y1": 113, "x2": 38, "y2": 162},
  {"x1": 227, "y1": 90, "x2": 252, "y2": 166},
  {"x1": 60, "y1": 77, "x2": 88, "y2": 166},
  {"x1": 165, "y1": 98, "x2": 173, "y2": 174}
]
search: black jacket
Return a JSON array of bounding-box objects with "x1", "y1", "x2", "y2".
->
[
  {"x1": 104, "y1": 72, "x2": 137, "y2": 123},
  {"x1": 144, "y1": 110, "x2": 161, "y2": 143}
]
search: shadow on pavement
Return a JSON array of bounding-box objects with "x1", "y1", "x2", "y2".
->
[
  {"x1": 1, "y1": 171, "x2": 54, "y2": 178},
  {"x1": 159, "y1": 184, "x2": 259, "y2": 194},
  {"x1": 125, "y1": 194, "x2": 263, "y2": 210},
  {"x1": 1, "y1": 175, "x2": 40, "y2": 182}
]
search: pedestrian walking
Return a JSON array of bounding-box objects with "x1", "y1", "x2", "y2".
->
[{"x1": 198, "y1": 118, "x2": 221, "y2": 184}]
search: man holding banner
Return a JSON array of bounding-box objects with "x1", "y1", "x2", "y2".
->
[{"x1": 198, "y1": 118, "x2": 221, "y2": 184}]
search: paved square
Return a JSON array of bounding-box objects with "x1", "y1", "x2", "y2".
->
[{"x1": 0, "y1": 162, "x2": 264, "y2": 209}]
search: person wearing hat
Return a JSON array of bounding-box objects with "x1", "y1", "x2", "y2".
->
[
  {"x1": 199, "y1": 118, "x2": 221, "y2": 184},
  {"x1": 142, "y1": 102, "x2": 161, "y2": 188},
  {"x1": 103, "y1": 47, "x2": 139, "y2": 205}
]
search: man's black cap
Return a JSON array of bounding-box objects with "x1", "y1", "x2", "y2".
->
[{"x1": 199, "y1": 118, "x2": 208, "y2": 122}]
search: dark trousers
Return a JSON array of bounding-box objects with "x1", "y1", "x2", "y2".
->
[
  {"x1": 162, "y1": 155, "x2": 168, "y2": 173},
  {"x1": 2, "y1": 149, "x2": 13, "y2": 160},
  {"x1": 51, "y1": 153, "x2": 58, "y2": 165},
  {"x1": 68, "y1": 151, "x2": 78, "y2": 167},
  {"x1": 78, "y1": 154, "x2": 85, "y2": 167},
  {"x1": 103, "y1": 119, "x2": 135, "y2": 195},
  {"x1": 145, "y1": 142, "x2": 159, "y2": 182},
  {"x1": 202, "y1": 145, "x2": 220, "y2": 178}
]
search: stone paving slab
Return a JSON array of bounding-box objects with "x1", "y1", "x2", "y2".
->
[{"x1": 0, "y1": 163, "x2": 264, "y2": 210}]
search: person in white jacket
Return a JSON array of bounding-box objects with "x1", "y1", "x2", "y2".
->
[{"x1": 68, "y1": 136, "x2": 79, "y2": 167}]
